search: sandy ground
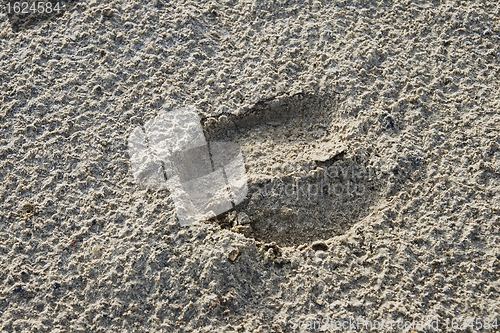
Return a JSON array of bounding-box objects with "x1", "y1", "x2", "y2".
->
[{"x1": 1, "y1": 0, "x2": 500, "y2": 332}]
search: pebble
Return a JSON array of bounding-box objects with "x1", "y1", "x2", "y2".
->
[{"x1": 228, "y1": 249, "x2": 241, "y2": 263}]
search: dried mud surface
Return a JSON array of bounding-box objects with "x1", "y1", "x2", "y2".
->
[{"x1": 1, "y1": 0, "x2": 500, "y2": 332}]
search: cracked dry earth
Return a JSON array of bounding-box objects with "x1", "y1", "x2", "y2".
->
[{"x1": 0, "y1": 0, "x2": 500, "y2": 332}]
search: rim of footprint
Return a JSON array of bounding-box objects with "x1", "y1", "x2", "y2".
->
[{"x1": 128, "y1": 93, "x2": 382, "y2": 247}]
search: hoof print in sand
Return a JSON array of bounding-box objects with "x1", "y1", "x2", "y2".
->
[
  {"x1": 128, "y1": 95, "x2": 381, "y2": 247},
  {"x1": 207, "y1": 92, "x2": 382, "y2": 246}
]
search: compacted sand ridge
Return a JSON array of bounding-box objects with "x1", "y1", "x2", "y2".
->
[{"x1": 0, "y1": 0, "x2": 499, "y2": 332}]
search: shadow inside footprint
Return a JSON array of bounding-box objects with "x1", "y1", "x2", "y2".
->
[{"x1": 205, "y1": 92, "x2": 382, "y2": 246}]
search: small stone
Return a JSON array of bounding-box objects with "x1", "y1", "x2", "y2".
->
[
  {"x1": 236, "y1": 212, "x2": 251, "y2": 225},
  {"x1": 309, "y1": 143, "x2": 346, "y2": 163},
  {"x1": 228, "y1": 249, "x2": 241, "y2": 263},
  {"x1": 311, "y1": 241, "x2": 328, "y2": 252}
]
